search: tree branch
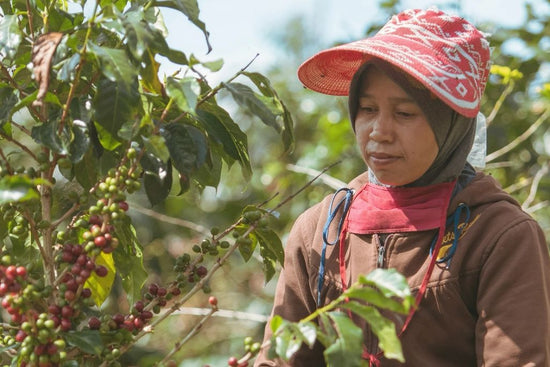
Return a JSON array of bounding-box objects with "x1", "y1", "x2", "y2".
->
[
  {"x1": 156, "y1": 305, "x2": 218, "y2": 366},
  {"x1": 170, "y1": 307, "x2": 268, "y2": 323},
  {"x1": 486, "y1": 108, "x2": 549, "y2": 162},
  {"x1": 287, "y1": 163, "x2": 346, "y2": 190},
  {"x1": 522, "y1": 162, "x2": 549, "y2": 211},
  {"x1": 129, "y1": 203, "x2": 210, "y2": 236}
]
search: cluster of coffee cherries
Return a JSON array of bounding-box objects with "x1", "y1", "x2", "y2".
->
[
  {"x1": 90, "y1": 149, "x2": 141, "y2": 220},
  {"x1": 226, "y1": 336, "x2": 261, "y2": 367},
  {"x1": 0, "y1": 260, "x2": 70, "y2": 367}
]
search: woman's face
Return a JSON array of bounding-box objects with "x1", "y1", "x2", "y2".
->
[{"x1": 354, "y1": 67, "x2": 439, "y2": 186}]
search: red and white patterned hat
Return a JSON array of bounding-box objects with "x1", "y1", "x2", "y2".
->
[{"x1": 297, "y1": 8, "x2": 491, "y2": 118}]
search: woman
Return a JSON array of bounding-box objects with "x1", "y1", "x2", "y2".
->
[{"x1": 255, "y1": 8, "x2": 550, "y2": 367}]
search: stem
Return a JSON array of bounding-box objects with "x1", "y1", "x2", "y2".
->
[
  {"x1": 170, "y1": 307, "x2": 268, "y2": 323},
  {"x1": 0, "y1": 148, "x2": 14, "y2": 174},
  {"x1": 0, "y1": 131, "x2": 39, "y2": 162},
  {"x1": 486, "y1": 81, "x2": 514, "y2": 126},
  {"x1": 129, "y1": 204, "x2": 210, "y2": 236},
  {"x1": 156, "y1": 305, "x2": 218, "y2": 365},
  {"x1": 522, "y1": 162, "x2": 549, "y2": 211},
  {"x1": 26, "y1": 0, "x2": 34, "y2": 37},
  {"x1": 39, "y1": 158, "x2": 55, "y2": 286},
  {"x1": 159, "y1": 98, "x2": 174, "y2": 123},
  {"x1": 51, "y1": 203, "x2": 80, "y2": 228},
  {"x1": 58, "y1": 0, "x2": 99, "y2": 131},
  {"x1": 485, "y1": 108, "x2": 550, "y2": 162}
]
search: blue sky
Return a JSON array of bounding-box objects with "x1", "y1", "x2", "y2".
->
[{"x1": 161, "y1": 0, "x2": 541, "y2": 80}]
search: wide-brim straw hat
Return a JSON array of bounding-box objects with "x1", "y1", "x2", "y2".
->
[{"x1": 297, "y1": 8, "x2": 491, "y2": 118}]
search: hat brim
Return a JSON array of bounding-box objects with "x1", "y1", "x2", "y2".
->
[{"x1": 297, "y1": 34, "x2": 482, "y2": 118}]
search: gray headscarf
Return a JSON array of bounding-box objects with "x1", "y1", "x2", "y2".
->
[{"x1": 348, "y1": 59, "x2": 476, "y2": 187}]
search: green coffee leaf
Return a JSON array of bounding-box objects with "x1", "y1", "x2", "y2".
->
[
  {"x1": 121, "y1": 8, "x2": 155, "y2": 59},
  {"x1": 74, "y1": 150, "x2": 99, "y2": 191},
  {"x1": 241, "y1": 71, "x2": 295, "y2": 152},
  {"x1": 141, "y1": 153, "x2": 173, "y2": 206},
  {"x1": 31, "y1": 122, "x2": 67, "y2": 155},
  {"x1": 270, "y1": 315, "x2": 284, "y2": 333},
  {"x1": 93, "y1": 78, "x2": 140, "y2": 138},
  {"x1": 87, "y1": 42, "x2": 138, "y2": 84},
  {"x1": 360, "y1": 269, "x2": 413, "y2": 307},
  {"x1": 275, "y1": 323, "x2": 302, "y2": 361},
  {"x1": 224, "y1": 82, "x2": 281, "y2": 132},
  {"x1": 0, "y1": 176, "x2": 42, "y2": 204},
  {"x1": 143, "y1": 134, "x2": 170, "y2": 162},
  {"x1": 112, "y1": 216, "x2": 147, "y2": 306},
  {"x1": 0, "y1": 86, "x2": 18, "y2": 125},
  {"x1": 166, "y1": 77, "x2": 200, "y2": 114},
  {"x1": 323, "y1": 312, "x2": 364, "y2": 367},
  {"x1": 64, "y1": 330, "x2": 103, "y2": 356},
  {"x1": 343, "y1": 287, "x2": 408, "y2": 314},
  {"x1": 69, "y1": 120, "x2": 90, "y2": 163},
  {"x1": 339, "y1": 302, "x2": 404, "y2": 362},
  {"x1": 196, "y1": 101, "x2": 251, "y2": 178},
  {"x1": 0, "y1": 15, "x2": 22, "y2": 60}
]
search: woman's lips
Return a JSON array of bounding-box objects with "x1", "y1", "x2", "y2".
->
[{"x1": 368, "y1": 152, "x2": 400, "y2": 166}]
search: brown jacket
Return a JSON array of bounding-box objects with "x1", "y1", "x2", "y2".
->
[{"x1": 255, "y1": 172, "x2": 550, "y2": 367}]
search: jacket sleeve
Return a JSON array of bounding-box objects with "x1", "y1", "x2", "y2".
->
[
  {"x1": 476, "y1": 217, "x2": 550, "y2": 367},
  {"x1": 254, "y1": 212, "x2": 326, "y2": 367}
]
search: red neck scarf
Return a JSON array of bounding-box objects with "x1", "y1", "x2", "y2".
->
[{"x1": 346, "y1": 181, "x2": 456, "y2": 234}]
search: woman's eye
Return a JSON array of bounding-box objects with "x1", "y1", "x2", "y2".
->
[
  {"x1": 396, "y1": 111, "x2": 415, "y2": 118},
  {"x1": 360, "y1": 105, "x2": 376, "y2": 113}
]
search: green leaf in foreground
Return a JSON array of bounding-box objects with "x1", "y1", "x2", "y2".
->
[
  {"x1": 323, "y1": 312, "x2": 364, "y2": 367},
  {"x1": 0, "y1": 176, "x2": 46, "y2": 204},
  {"x1": 340, "y1": 301, "x2": 404, "y2": 362}
]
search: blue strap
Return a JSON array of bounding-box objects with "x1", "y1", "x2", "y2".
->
[
  {"x1": 317, "y1": 188, "x2": 354, "y2": 306},
  {"x1": 430, "y1": 203, "x2": 470, "y2": 267}
]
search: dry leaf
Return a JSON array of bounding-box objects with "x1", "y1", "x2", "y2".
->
[{"x1": 31, "y1": 32, "x2": 63, "y2": 107}]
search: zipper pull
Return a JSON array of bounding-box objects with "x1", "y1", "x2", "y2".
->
[
  {"x1": 374, "y1": 234, "x2": 386, "y2": 268},
  {"x1": 377, "y1": 244, "x2": 386, "y2": 268}
]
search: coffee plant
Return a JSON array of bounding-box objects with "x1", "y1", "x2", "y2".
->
[{"x1": 0, "y1": 0, "x2": 297, "y2": 365}]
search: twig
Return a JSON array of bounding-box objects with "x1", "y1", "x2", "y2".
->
[
  {"x1": 525, "y1": 200, "x2": 549, "y2": 214},
  {"x1": 483, "y1": 161, "x2": 515, "y2": 170},
  {"x1": 26, "y1": 0, "x2": 34, "y2": 36},
  {"x1": 486, "y1": 108, "x2": 550, "y2": 162},
  {"x1": 522, "y1": 162, "x2": 549, "y2": 211},
  {"x1": 287, "y1": 163, "x2": 346, "y2": 190},
  {"x1": 486, "y1": 81, "x2": 514, "y2": 126},
  {"x1": 51, "y1": 202, "x2": 80, "y2": 228},
  {"x1": 155, "y1": 305, "x2": 218, "y2": 366},
  {"x1": 0, "y1": 147, "x2": 14, "y2": 174},
  {"x1": 170, "y1": 307, "x2": 268, "y2": 323},
  {"x1": 0, "y1": 131, "x2": 39, "y2": 162},
  {"x1": 504, "y1": 177, "x2": 532, "y2": 194},
  {"x1": 129, "y1": 203, "x2": 210, "y2": 236},
  {"x1": 269, "y1": 161, "x2": 341, "y2": 213}
]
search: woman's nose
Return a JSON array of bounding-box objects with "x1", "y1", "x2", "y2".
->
[{"x1": 368, "y1": 114, "x2": 393, "y2": 142}]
